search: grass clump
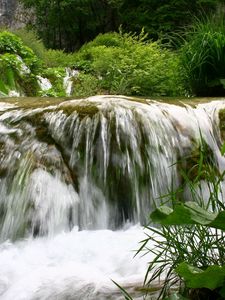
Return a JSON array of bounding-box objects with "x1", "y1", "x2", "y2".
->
[
  {"x1": 140, "y1": 141, "x2": 225, "y2": 299},
  {"x1": 179, "y1": 14, "x2": 225, "y2": 96},
  {"x1": 116, "y1": 140, "x2": 225, "y2": 300}
]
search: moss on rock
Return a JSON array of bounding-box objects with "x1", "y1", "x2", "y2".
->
[
  {"x1": 219, "y1": 108, "x2": 225, "y2": 142},
  {"x1": 59, "y1": 103, "x2": 99, "y2": 119}
]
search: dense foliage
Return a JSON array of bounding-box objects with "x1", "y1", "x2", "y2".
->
[
  {"x1": 3, "y1": 7, "x2": 225, "y2": 98},
  {"x1": 1, "y1": 29, "x2": 185, "y2": 97},
  {"x1": 20, "y1": 0, "x2": 224, "y2": 51},
  {"x1": 0, "y1": 0, "x2": 218, "y2": 97},
  {"x1": 179, "y1": 14, "x2": 225, "y2": 96},
  {"x1": 20, "y1": 0, "x2": 122, "y2": 51},
  {"x1": 0, "y1": 31, "x2": 40, "y2": 96},
  {"x1": 119, "y1": 0, "x2": 222, "y2": 40},
  {"x1": 0, "y1": 31, "x2": 69, "y2": 97},
  {"x1": 74, "y1": 31, "x2": 183, "y2": 96}
]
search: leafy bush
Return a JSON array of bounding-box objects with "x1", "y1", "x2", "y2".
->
[
  {"x1": 81, "y1": 32, "x2": 124, "y2": 48},
  {"x1": 0, "y1": 31, "x2": 42, "y2": 96},
  {"x1": 72, "y1": 72, "x2": 100, "y2": 97},
  {"x1": 179, "y1": 14, "x2": 225, "y2": 96},
  {"x1": 12, "y1": 29, "x2": 47, "y2": 62},
  {"x1": 0, "y1": 31, "x2": 40, "y2": 73},
  {"x1": 44, "y1": 49, "x2": 76, "y2": 68},
  {"x1": 12, "y1": 29, "x2": 77, "y2": 69},
  {"x1": 75, "y1": 31, "x2": 184, "y2": 97},
  {"x1": 41, "y1": 67, "x2": 66, "y2": 96}
]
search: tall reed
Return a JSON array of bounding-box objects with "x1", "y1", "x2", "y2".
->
[{"x1": 179, "y1": 14, "x2": 225, "y2": 96}]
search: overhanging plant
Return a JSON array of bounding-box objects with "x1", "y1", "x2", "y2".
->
[
  {"x1": 115, "y1": 139, "x2": 225, "y2": 300},
  {"x1": 138, "y1": 141, "x2": 225, "y2": 300},
  {"x1": 147, "y1": 202, "x2": 225, "y2": 299}
]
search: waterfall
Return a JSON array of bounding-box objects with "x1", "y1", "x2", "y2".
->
[
  {"x1": 36, "y1": 75, "x2": 52, "y2": 92},
  {"x1": 0, "y1": 96, "x2": 224, "y2": 240},
  {"x1": 63, "y1": 68, "x2": 79, "y2": 96},
  {"x1": 0, "y1": 95, "x2": 224, "y2": 299}
]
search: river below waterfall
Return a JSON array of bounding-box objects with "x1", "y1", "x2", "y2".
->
[
  {"x1": 0, "y1": 95, "x2": 225, "y2": 299},
  {"x1": 0, "y1": 225, "x2": 151, "y2": 300}
]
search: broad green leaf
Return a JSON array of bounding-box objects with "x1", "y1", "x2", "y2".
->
[
  {"x1": 150, "y1": 202, "x2": 225, "y2": 230},
  {"x1": 176, "y1": 262, "x2": 225, "y2": 290},
  {"x1": 150, "y1": 204, "x2": 194, "y2": 225},
  {"x1": 210, "y1": 211, "x2": 225, "y2": 230}
]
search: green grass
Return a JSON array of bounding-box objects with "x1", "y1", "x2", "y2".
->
[
  {"x1": 115, "y1": 139, "x2": 225, "y2": 300},
  {"x1": 178, "y1": 14, "x2": 225, "y2": 96}
]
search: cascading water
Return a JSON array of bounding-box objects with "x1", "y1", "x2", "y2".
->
[
  {"x1": 0, "y1": 96, "x2": 225, "y2": 299},
  {"x1": 63, "y1": 68, "x2": 79, "y2": 96}
]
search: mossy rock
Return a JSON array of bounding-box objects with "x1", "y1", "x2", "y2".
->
[
  {"x1": 59, "y1": 103, "x2": 99, "y2": 119},
  {"x1": 219, "y1": 108, "x2": 225, "y2": 142},
  {"x1": 178, "y1": 141, "x2": 219, "y2": 184}
]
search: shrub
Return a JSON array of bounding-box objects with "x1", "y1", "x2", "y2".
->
[
  {"x1": 0, "y1": 31, "x2": 42, "y2": 96},
  {"x1": 72, "y1": 72, "x2": 100, "y2": 97},
  {"x1": 12, "y1": 29, "x2": 47, "y2": 62},
  {"x1": 80, "y1": 32, "x2": 124, "y2": 48},
  {"x1": 75, "y1": 31, "x2": 185, "y2": 97},
  {"x1": 12, "y1": 29, "x2": 77, "y2": 69},
  {"x1": 0, "y1": 31, "x2": 40, "y2": 73},
  {"x1": 44, "y1": 49, "x2": 76, "y2": 68}
]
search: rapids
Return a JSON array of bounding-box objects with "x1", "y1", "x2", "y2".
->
[{"x1": 0, "y1": 95, "x2": 225, "y2": 299}]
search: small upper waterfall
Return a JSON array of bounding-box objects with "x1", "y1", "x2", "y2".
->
[{"x1": 0, "y1": 96, "x2": 224, "y2": 242}]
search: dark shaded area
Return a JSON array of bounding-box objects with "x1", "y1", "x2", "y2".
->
[{"x1": 20, "y1": 0, "x2": 223, "y2": 51}]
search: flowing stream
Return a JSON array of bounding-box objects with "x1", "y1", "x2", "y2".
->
[{"x1": 0, "y1": 95, "x2": 225, "y2": 299}]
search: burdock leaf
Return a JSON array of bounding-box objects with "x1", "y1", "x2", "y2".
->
[
  {"x1": 150, "y1": 202, "x2": 225, "y2": 230},
  {"x1": 176, "y1": 262, "x2": 225, "y2": 290}
]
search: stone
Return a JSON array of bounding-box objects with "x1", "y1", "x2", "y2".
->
[{"x1": 0, "y1": 0, "x2": 33, "y2": 28}]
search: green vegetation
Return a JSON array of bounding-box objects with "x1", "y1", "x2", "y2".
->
[
  {"x1": 74, "y1": 30, "x2": 183, "y2": 96},
  {"x1": 0, "y1": 31, "x2": 40, "y2": 96},
  {"x1": 0, "y1": 29, "x2": 184, "y2": 97},
  {"x1": 145, "y1": 201, "x2": 225, "y2": 299},
  {"x1": 124, "y1": 142, "x2": 225, "y2": 300},
  {"x1": 1, "y1": 3, "x2": 225, "y2": 97},
  {"x1": 179, "y1": 14, "x2": 225, "y2": 96},
  {"x1": 20, "y1": 0, "x2": 223, "y2": 51},
  {"x1": 0, "y1": 30, "x2": 69, "y2": 97}
]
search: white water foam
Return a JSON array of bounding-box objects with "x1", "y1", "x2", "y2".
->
[
  {"x1": 0, "y1": 226, "x2": 151, "y2": 300},
  {"x1": 63, "y1": 68, "x2": 79, "y2": 96},
  {"x1": 37, "y1": 76, "x2": 52, "y2": 91},
  {"x1": 1, "y1": 96, "x2": 225, "y2": 299}
]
